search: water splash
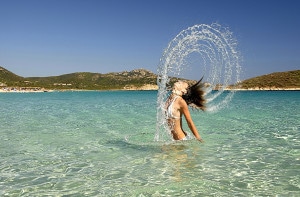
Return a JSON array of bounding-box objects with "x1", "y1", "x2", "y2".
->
[{"x1": 155, "y1": 23, "x2": 241, "y2": 142}]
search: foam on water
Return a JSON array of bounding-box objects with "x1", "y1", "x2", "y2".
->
[{"x1": 156, "y1": 23, "x2": 241, "y2": 142}]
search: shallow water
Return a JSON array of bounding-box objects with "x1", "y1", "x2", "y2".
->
[{"x1": 0, "y1": 91, "x2": 299, "y2": 196}]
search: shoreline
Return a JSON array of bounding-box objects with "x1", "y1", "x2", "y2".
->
[
  {"x1": 1, "y1": 87, "x2": 300, "y2": 93},
  {"x1": 225, "y1": 87, "x2": 300, "y2": 91}
]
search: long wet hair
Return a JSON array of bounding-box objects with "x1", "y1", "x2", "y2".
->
[{"x1": 182, "y1": 77, "x2": 206, "y2": 111}]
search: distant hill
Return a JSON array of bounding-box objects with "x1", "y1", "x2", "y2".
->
[
  {"x1": 0, "y1": 67, "x2": 24, "y2": 86},
  {"x1": 0, "y1": 66, "x2": 299, "y2": 90},
  {"x1": 0, "y1": 66, "x2": 159, "y2": 90},
  {"x1": 26, "y1": 69, "x2": 158, "y2": 90},
  {"x1": 238, "y1": 70, "x2": 300, "y2": 89}
]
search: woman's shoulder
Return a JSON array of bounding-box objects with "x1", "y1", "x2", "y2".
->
[{"x1": 177, "y1": 96, "x2": 188, "y2": 105}]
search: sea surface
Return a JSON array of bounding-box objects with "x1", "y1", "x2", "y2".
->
[{"x1": 0, "y1": 91, "x2": 299, "y2": 196}]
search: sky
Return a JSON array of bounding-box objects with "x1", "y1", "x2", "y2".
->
[{"x1": 0, "y1": 0, "x2": 299, "y2": 80}]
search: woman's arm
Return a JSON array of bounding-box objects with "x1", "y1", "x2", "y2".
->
[{"x1": 179, "y1": 98, "x2": 204, "y2": 142}]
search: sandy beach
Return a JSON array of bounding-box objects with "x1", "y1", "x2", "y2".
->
[
  {"x1": 0, "y1": 87, "x2": 52, "y2": 93},
  {"x1": 1, "y1": 86, "x2": 300, "y2": 93}
]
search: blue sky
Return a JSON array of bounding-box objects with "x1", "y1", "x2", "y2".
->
[{"x1": 0, "y1": 0, "x2": 299, "y2": 80}]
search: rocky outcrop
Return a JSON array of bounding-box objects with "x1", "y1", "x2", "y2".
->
[{"x1": 123, "y1": 84, "x2": 158, "y2": 90}]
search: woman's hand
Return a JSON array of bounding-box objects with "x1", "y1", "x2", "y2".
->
[{"x1": 197, "y1": 137, "x2": 204, "y2": 143}]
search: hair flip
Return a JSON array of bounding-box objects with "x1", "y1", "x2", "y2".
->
[{"x1": 182, "y1": 77, "x2": 206, "y2": 111}]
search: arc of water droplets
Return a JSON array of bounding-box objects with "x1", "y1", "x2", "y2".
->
[{"x1": 155, "y1": 23, "x2": 241, "y2": 142}]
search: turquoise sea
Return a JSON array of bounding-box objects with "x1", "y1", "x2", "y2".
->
[{"x1": 0, "y1": 91, "x2": 299, "y2": 196}]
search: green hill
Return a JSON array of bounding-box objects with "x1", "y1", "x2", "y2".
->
[
  {"x1": 0, "y1": 66, "x2": 158, "y2": 90},
  {"x1": 238, "y1": 70, "x2": 300, "y2": 89},
  {"x1": 27, "y1": 69, "x2": 157, "y2": 90},
  {"x1": 0, "y1": 67, "x2": 24, "y2": 86},
  {"x1": 0, "y1": 66, "x2": 299, "y2": 90}
]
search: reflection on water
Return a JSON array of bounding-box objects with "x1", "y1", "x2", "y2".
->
[{"x1": 160, "y1": 144, "x2": 201, "y2": 183}]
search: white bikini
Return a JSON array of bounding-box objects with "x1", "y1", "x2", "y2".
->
[
  {"x1": 166, "y1": 95, "x2": 190, "y2": 141},
  {"x1": 166, "y1": 96, "x2": 180, "y2": 119}
]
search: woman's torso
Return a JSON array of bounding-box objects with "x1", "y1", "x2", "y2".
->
[{"x1": 166, "y1": 95, "x2": 187, "y2": 140}]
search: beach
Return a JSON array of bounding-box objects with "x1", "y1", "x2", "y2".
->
[
  {"x1": 1, "y1": 85, "x2": 300, "y2": 93},
  {"x1": 0, "y1": 87, "x2": 51, "y2": 93}
]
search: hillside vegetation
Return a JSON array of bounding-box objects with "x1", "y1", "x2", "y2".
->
[
  {"x1": 0, "y1": 66, "x2": 158, "y2": 90},
  {"x1": 0, "y1": 66, "x2": 299, "y2": 90},
  {"x1": 0, "y1": 67, "x2": 24, "y2": 86},
  {"x1": 238, "y1": 70, "x2": 300, "y2": 89},
  {"x1": 26, "y1": 69, "x2": 158, "y2": 90}
]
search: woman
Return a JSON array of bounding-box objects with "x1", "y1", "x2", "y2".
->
[{"x1": 165, "y1": 79, "x2": 206, "y2": 142}]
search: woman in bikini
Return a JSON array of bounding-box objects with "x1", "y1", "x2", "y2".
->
[{"x1": 165, "y1": 79, "x2": 206, "y2": 142}]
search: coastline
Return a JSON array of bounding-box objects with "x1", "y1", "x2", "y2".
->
[
  {"x1": 225, "y1": 87, "x2": 300, "y2": 91},
  {"x1": 1, "y1": 86, "x2": 300, "y2": 93},
  {"x1": 0, "y1": 87, "x2": 52, "y2": 93},
  {"x1": 0, "y1": 84, "x2": 159, "y2": 93}
]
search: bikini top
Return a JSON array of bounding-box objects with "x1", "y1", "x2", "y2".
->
[{"x1": 166, "y1": 96, "x2": 180, "y2": 119}]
